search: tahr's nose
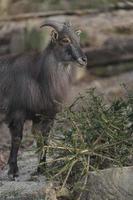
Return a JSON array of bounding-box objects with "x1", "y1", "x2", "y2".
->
[
  {"x1": 82, "y1": 56, "x2": 87, "y2": 65},
  {"x1": 77, "y1": 56, "x2": 87, "y2": 66}
]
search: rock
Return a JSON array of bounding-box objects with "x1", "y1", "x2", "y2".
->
[{"x1": 80, "y1": 166, "x2": 133, "y2": 200}]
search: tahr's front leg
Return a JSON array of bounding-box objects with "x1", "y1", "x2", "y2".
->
[{"x1": 8, "y1": 112, "x2": 25, "y2": 180}]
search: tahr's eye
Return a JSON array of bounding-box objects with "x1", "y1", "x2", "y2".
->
[
  {"x1": 75, "y1": 30, "x2": 82, "y2": 36},
  {"x1": 62, "y1": 38, "x2": 71, "y2": 44}
]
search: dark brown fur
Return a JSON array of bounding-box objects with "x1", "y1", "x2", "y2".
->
[{"x1": 0, "y1": 21, "x2": 87, "y2": 179}]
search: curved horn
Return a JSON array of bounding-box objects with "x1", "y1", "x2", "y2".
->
[{"x1": 40, "y1": 20, "x2": 63, "y2": 32}]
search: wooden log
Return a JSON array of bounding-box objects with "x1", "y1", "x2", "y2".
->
[
  {"x1": 0, "y1": 2, "x2": 133, "y2": 22},
  {"x1": 85, "y1": 38, "x2": 133, "y2": 68}
]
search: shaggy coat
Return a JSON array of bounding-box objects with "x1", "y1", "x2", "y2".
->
[{"x1": 0, "y1": 21, "x2": 87, "y2": 179}]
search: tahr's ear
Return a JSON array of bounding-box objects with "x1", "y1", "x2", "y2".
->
[{"x1": 51, "y1": 30, "x2": 58, "y2": 41}]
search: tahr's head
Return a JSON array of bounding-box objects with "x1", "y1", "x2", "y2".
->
[{"x1": 40, "y1": 20, "x2": 87, "y2": 67}]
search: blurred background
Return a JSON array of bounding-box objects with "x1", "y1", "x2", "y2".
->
[
  {"x1": 0, "y1": 0, "x2": 133, "y2": 171},
  {"x1": 0, "y1": 0, "x2": 133, "y2": 80}
]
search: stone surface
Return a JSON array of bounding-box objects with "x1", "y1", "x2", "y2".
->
[{"x1": 80, "y1": 166, "x2": 133, "y2": 200}]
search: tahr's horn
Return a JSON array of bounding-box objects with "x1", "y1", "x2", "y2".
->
[{"x1": 40, "y1": 20, "x2": 63, "y2": 32}]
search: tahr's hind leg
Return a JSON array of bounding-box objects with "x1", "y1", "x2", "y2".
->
[
  {"x1": 8, "y1": 112, "x2": 25, "y2": 180},
  {"x1": 32, "y1": 116, "x2": 54, "y2": 174}
]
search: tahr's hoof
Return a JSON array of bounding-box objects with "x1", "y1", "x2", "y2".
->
[
  {"x1": 8, "y1": 174, "x2": 19, "y2": 181},
  {"x1": 8, "y1": 168, "x2": 19, "y2": 181}
]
